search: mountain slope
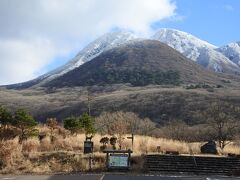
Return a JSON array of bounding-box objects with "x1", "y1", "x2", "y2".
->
[
  {"x1": 6, "y1": 31, "x2": 138, "y2": 89},
  {"x1": 152, "y1": 28, "x2": 240, "y2": 74},
  {"x1": 217, "y1": 42, "x2": 240, "y2": 66},
  {"x1": 44, "y1": 31, "x2": 138, "y2": 81},
  {"x1": 5, "y1": 29, "x2": 240, "y2": 90},
  {"x1": 45, "y1": 40, "x2": 224, "y2": 88}
]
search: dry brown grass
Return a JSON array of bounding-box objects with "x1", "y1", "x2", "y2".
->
[
  {"x1": 1, "y1": 126, "x2": 240, "y2": 174},
  {"x1": 0, "y1": 137, "x2": 27, "y2": 173},
  {"x1": 223, "y1": 144, "x2": 240, "y2": 155},
  {"x1": 22, "y1": 138, "x2": 40, "y2": 152}
]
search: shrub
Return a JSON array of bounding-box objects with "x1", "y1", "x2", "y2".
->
[
  {"x1": 13, "y1": 109, "x2": 37, "y2": 143},
  {"x1": 110, "y1": 136, "x2": 117, "y2": 150},
  {"x1": 64, "y1": 113, "x2": 96, "y2": 135},
  {"x1": 64, "y1": 116, "x2": 82, "y2": 134},
  {"x1": 79, "y1": 113, "x2": 96, "y2": 135},
  {"x1": 22, "y1": 138, "x2": 40, "y2": 152},
  {"x1": 0, "y1": 106, "x2": 13, "y2": 128},
  {"x1": 46, "y1": 117, "x2": 58, "y2": 141},
  {"x1": 100, "y1": 137, "x2": 109, "y2": 151},
  {"x1": 0, "y1": 138, "x2": 23, "y2": 168}
]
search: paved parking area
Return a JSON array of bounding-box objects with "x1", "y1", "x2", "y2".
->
[{"x1": 0, "y1": 174, "x2": 240, "y2": 180}]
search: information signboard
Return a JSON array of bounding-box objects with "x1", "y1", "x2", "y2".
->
[
  {"x1": 84, "y1": 141, "x2": 93, "y2": 154},
  {"x1": 109, "y1": 153, "x2": 129, "y2": 168}
]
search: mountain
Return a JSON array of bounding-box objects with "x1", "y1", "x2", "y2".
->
[
  {"x1": 6, "y1": 31, "x2": 138, "y2": 89},
  {"x1": 217, "y1": 42, "x2": 240, "y2": 66},
  {"x1": 5, "y1": 29, "x2": 240, "y2": 90},
  {"x1": 44, "y1": 31, "x2": 138, "y2": 81},
  {"x1": 45, "y1": 40, "x2": 225, "y2": 88},
  {"x1": 1, "y1": 40, "x2": 240, "y2": 124},
  {"x1": 152, "y1": 28, "x2": 240, "y2": 74}
]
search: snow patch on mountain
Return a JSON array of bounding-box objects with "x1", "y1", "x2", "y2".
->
[
  {"x1": 39, "y1": 31, "x2": 138, "y2": 82},
  {"x1": 152, "y1": 28, "x2": 239, "y2": 73},
  {"x1": 217, "y1": 42, "x2": 240, "y2": 66},
  {"x1": 152, "y1": 28, "x2": 216, "y2": 61}
]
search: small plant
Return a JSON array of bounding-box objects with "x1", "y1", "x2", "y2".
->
[
  {"x1": 206, "y1": 87, "x2": 214, "y2": 92},
  {"x1": 99, "y1": 137, "x2": 109, "y2": 151},
  {"x1": 110, "y1": 136, "x2": 117, "y2": 150},
  {"x1": 46, "y1": 117, "x2": 58, "y2": 142},
  {"x1": 216, "y1": 84, "x2": 223, "y2": 88},
  {"x1": 221, "y1": 79, "x2": 231, "y2": 83}
]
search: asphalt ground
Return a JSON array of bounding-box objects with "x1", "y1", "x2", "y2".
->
[{"x1": 0, "y1": 173, "x2": 240, "y2": 180}]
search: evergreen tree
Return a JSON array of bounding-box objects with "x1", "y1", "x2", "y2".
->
[
  {"x1": 64, "y1": 114, "x2": 96, "y2": 135},
  {"x1": 0, "y1": 106, "x2": 12, "y2": 128},
  {"x1": 13, "y1": 109, "x2": 37, "y2": 143},
  {"x1": 79, "y1": 112, "x2": 96, "y2": 135},
  {"x1": 64, "y1": 116, "x2": 82, "y2": 134}
]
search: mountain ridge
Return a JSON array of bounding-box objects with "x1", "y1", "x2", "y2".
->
[
  {"x1": 217, "y1": 42, "x2": 240, "y2": 66},
  {"x1": 152, "y1": 28, "x2": 240, "y2": 74},
  {"x1": 4, "y1": 28, "x2": 240, "y2": 89},
  {"x1": 44, "y1": 40, "x2": 227, "y2": 88}
]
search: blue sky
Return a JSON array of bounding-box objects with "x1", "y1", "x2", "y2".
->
[
  {"x1": 47, "y1": 0, "x2": 240, "y2": 74},
  {"x1": 0, "y1": 0, "x2": 239, "y2": 85},
  {"x1": 153, "y1": 0, "x2": 240, "y2": 46}
]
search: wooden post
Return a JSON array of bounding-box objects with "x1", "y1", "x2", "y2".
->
[
  {"x1": 128, "y1": 149, "x2": 131, "y2": 168},
  {"x1": 89, "y1": 154, "x2": 92, "y2": 171},
  {"x1": 132, "y1": 133, "x2": 134, "y2": 151},
  {"x1": 127, "y1": 134, "x2": 134, "y2": 151},
  {"x1": 106, "y1": 152, "x2": 109, "y2": 169}
]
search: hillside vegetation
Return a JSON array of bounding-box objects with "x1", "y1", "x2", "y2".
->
[
  {"x1": 44, "y1": 40, "x2": 229, "y2": 88},
  {"x1": 1, "y1": 109, "x2": 240, "y2": 174}
]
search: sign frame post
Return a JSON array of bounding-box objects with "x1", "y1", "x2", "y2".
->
[
  {"x1": 103, "y1": 149, "x2": 133, "y2": 170},
  {"x1": 83, "y1": 136, "x2": 94, "y2": 171}
]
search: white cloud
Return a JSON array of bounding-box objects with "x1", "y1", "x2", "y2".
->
[
  {"x1": 0, "y1": 0, "x2": 176, "y2": 85},
  {"x1": 0, "y1": 37, "x2": 58, "y2": 85}
]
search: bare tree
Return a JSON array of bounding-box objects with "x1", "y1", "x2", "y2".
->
[
  {"x1": 139, "y1": 118, "x2": 156, "y2": 136},
  {"x1": 95, "y1": 111, "x2": 156, "y2": 135},
  {"x1": 95, "y1": 111, "x2": 156, "y2": 150},
  {"x1": 205, "y1": 101, "x2": 240, "y2": 149},
  {"x1": 112, "y1": 120, "x2": 128, "y2": 150},
  {"x1": 162, "y1": 119, "x2": 190, "y2": 141}
]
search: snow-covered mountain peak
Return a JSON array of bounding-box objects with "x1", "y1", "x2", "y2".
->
[
  {"x1": 217, "y1": 42, "x2": 240, "y2": 66},
  {"x1": 75, "y1": 31, "x2": 137, "y2": 62},
  {"x1": 39, "y1": 31, "x2": 138, "y2": 82},
  {"x1": 152, "y1": 28, "x2": 239, "y2": 73},
  {"x1": 153, "y1": 28, "x2": 217, "y2": 50},
  {"x1": 6, "y1": 29, "x2": 240, "y2": 89}
]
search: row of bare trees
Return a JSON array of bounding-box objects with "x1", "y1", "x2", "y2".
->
[
  {"x1": 160, "y1": 101, "x2": 240, "y2": 150},
  {"x1": 1, "y1": 100, "x2": 239, "y2": 150}
]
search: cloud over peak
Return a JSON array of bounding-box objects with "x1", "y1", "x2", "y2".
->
[{"x1": 0, "y1": 0, "x2": 176, "y2": 85}]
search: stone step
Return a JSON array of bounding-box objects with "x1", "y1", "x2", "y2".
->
[
  {"x1": 147, "y1": 167, "x2": 231, "y2": 172},
  {"x1": 146, "y1": 165, "x2": 239, "y2": 170},
  {"x1": 146, "y1": 161, "x2": 240, "y2": 166},
  {"x1": 146, "y1": 170, "x2": 236, "y2": 175},
  {"x1": 146, "y1": 157, "x2": 240, "y2": 161},
  {"x1": 145, "y1": 154, "x2": 240, "y2": 175}
]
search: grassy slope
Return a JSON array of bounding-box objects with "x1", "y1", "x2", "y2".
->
[
  {"x1": 1, "y1": 83, "x2": 240, "y2": 124},
  {"x1": 1, "y1": 130, "x2": 240, "y2": 174}
]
